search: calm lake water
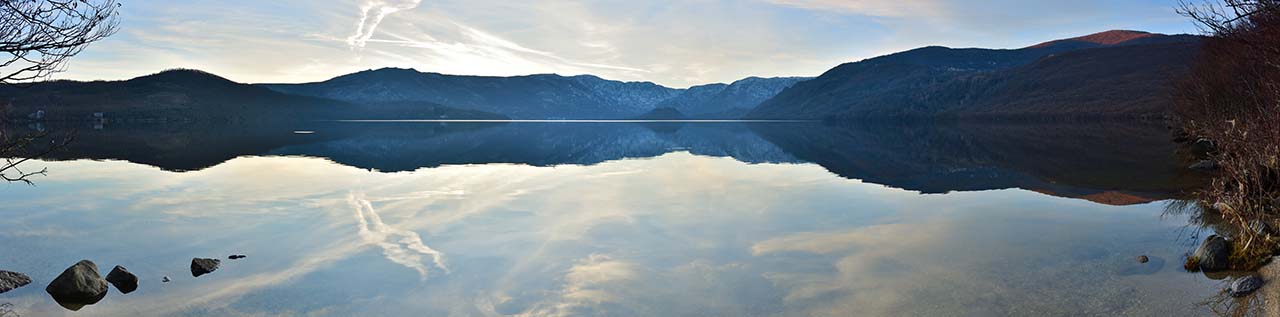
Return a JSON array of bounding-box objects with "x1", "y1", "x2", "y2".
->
[{"x1": 0, "y1": 121, "x2": 1241, "y2": 316}]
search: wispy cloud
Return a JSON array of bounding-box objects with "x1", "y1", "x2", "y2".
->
[
  {"x1": 348, "y1": 0, "x2": 425, "y2": 48},
  {"x1": 59, "y1": 0, "x2": 1197, "y2": 90},
  {"x1": 522, "y1": 255, "x2": 642, "y2": 317},
  {"x1": 350, "y1": 192, "x2": 449, "y2": 280},
  {"x1": 762, "y1": 0, "x2": 943, "y2": 18}
]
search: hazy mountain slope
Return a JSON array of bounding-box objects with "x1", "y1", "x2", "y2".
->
[
  {"x1": 653, "y1": 77, "x2": 810, "y2": 118},
  {"x1": 653, "y1": 83, "x2": 729, "y2": 114},
  {"x1": 0, "y1": 69, "x2": 505, "y2": 122},
  {"x1": 261, "y1": 68, "x2": 682, "y2": 119},
  {"x1": 746, "y1": 30, "x2": 1202, "y2": 120}
]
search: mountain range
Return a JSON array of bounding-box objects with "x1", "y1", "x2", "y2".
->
[
  {"x1": 0, "y1": 30, "x2": 1203, "y2": 122},
  {"x1": 747, "y1": 30, "x2": 1203, "y2": 120},
  {"x1": 650, "y1": 76, "x2": 811, "y2": 118},
  {"x1": 0, "y1": 69, "x2": 506, "y2": 122},
  {"x1": 263, "y1": 69, "x2": 808, "y2": 119},
  {"x1": 261, "y1": 69, "x2": 679, "y2": 119}
]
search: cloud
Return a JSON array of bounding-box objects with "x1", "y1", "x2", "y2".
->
[
  {"x1": 59, "y1": 0, "x2": 1195, "y2": 88},
  {"x1": 348, "y1": 0, "x2": 425, "y2": 48},
  {"x1": 762, "y1": 0, "x2": 943, "y2": 18},
  {"x1": 520, "y1": 254, "x2": 642, "y2": 317},
  {"x1": 6, "y1": 153, "x2": 1202, "y2": 316},
  {"x1": 350, "y1": 192, "x2": 449, "y2": 280}
]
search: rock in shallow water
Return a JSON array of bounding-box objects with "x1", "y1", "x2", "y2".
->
[
  {"x1": 1192, "y1": 138, "x2": 1217, "y2": 156},
  {"x1": 1195, "y1": 235, "x2": 1231, "y2": 272},
  {"x1": 191, "y1": 258, "x2": 221, "y2": 277},
  {"x1": 1190, "y1": 160, "x2": 1221, "y2": 171},
  {"x1": 1231, "y1": 275, "x2": 1264, "y2": 297},
  {"x1": 45, "y1": 260, "x2": 108, "y2": 309},
  {"x1": 1119, "y1": 256, "x2": 1165, "y2": 276},
  {"x1": 105, "y1": 265, "x2": 138, "y2": 294},
  {"x1": 0, "y1": 270, "x2": 32, "y2": 294}
]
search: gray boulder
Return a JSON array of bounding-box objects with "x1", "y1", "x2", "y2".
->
[
  {"x1": 1192, "y1": 138, "x2": 1217, "y2": 156},
  {"x1": 1190, "y1": 160, "x2": 1220, "y2": 171},
  {"x1": 191, "y1": 258, "x2": 220, "y2": 277},
  {"x1": 0, "y1": 270, "x2": 32, "y2": 294},
  {"x1": 45, "y1": 260, "x2": 108, "y2": 308},
  {"x1": 1195, "y1": 235, "x2": 1231, "y2": 272},
  {"x1": 105, "y1": 265, "x2": 138, "y2": 294},
  {"x1": 1231, "y1": 275, "x2": 1264, "y2": 297}
]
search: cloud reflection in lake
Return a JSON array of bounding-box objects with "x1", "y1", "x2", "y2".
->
[{"x1": 0, "y1": 150, "x2": 1222, "y2": 316}]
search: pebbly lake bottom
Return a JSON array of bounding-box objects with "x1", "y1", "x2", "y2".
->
[{"x1": 0, "y1": 121, "x2": 1252, "y2": 316}]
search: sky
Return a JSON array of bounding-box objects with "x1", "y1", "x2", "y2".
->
[{"x1": 58, "y1": 0, "x2": 1201, "y2": 88}]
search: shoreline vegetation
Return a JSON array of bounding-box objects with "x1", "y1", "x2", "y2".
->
[{"x1": 1174, "y1": 0, "x2": 1280, "y2": 272}]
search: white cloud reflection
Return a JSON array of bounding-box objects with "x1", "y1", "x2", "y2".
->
[
  {"x1": 0, "y1": 153, "x2": 1214, "y2": 316},
  {"x1": 349, "y1": 192, "x2": 449, "y2": 280}
]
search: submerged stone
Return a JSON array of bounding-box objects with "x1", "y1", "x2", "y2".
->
[
  {"x1": 45, "y1": 260, "x2": 109, "y2": 310},
  {"x1": 1231, "y1": 275, "x2": 1264, "y2": 297},
  {"x1": 1195, "y1": 235, "x2": 1231, "y2": 272},
  {"x1": 191, "y1": 258, "x2": 221, "y2": 277},
  {"x1": 105, "y1": 265, "x2": 139, "y2": 294},
  {"x1": 1119, "y1": 256, "x2": 1165, "y2": 276},
  {"x1": 0, "y1": 270, "x2": 32, "y2": 294},
  {"x1": 1192, "y1": 138, "x2": 1217, "y2": 156},
  {"x1": 1190, "y1": 160, "x2": 1220, "y2": 171}
]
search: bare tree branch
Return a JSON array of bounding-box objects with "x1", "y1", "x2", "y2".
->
[
  {"x1": 0, "y1": 0, "x2": 120, "y2": 85},
  {"x1": 0, "y1": 0, "x2": 118, "y2": 184}
]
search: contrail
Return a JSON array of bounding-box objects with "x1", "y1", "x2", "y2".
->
[
  {"x1": 349, "y1": 192, "x2": 449, "y2": 280},
  {"x1": 348, "y1": 0, "x2": 424, "y2": 48}
]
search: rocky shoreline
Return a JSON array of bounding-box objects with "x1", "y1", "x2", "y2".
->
[{"x1": 0, "y1": 254, "x2": 244, "y2": 312}]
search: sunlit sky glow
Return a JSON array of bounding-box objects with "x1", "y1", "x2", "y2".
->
[{"x1": 59, "y1": 0, "x2": 1198, "y2": 88}]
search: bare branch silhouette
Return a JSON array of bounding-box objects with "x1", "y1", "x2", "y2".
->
[
  {"x1": 0, "y1": 0, "x2": 120, "y2": 84},
  {"x1": 0, "y1": 0, "x2": 117, "y2": 184}
]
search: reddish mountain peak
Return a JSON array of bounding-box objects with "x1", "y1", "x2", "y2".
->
[
  {"x1": 1028, "y1": 30, "x2": 1159, "y2": 49},
  {"x1": 1031, "y1": 188, "x2": 1161, "y2": 206}
]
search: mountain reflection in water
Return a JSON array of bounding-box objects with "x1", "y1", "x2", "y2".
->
[
  {"x1": 0, "y1": 121, "x2": 1219, "y2": 316},
  {"x1": 28, "y1": 121, "x2": 1199, "y2": 205}
]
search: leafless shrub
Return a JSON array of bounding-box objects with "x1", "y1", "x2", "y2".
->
[{"x1": 1176, "y1": 0, "x2": 1280, "y2": 269}]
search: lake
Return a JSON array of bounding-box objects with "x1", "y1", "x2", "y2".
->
[{"x1": 0, "y1": 121, "x2": 1242, "y2": 316}]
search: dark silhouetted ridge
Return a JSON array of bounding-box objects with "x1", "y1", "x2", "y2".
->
[
  {"x1": 262, "y1": 68, "x2": 682, "y2": 119},
  {"x1": 0, "y1": 69, "x2": 506, "y2": 122},
  {"x1": 746, "y1": 30, "x2": 1204, "y2": 120}
]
